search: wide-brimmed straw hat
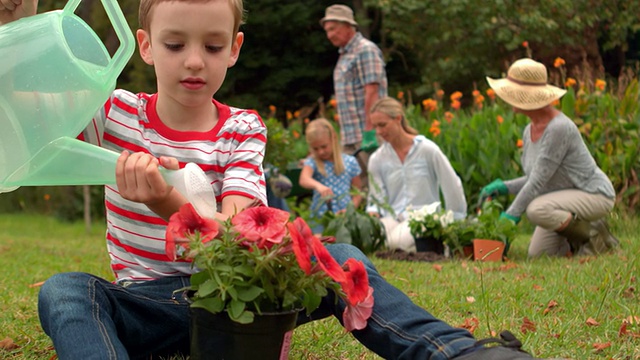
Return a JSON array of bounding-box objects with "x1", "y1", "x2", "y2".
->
[
  {"x1": 320, "y1": 4, "x2": 358, "y2": 27},
  {"x1": 486, "y1": 58, "x2": 566, "y2": 110}
]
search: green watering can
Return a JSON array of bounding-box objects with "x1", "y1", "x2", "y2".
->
[{"x1": 0, "y1": 0, "x2": 215, "y2": 216}]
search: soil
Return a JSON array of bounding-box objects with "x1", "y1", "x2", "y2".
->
[{"x1": 374, "y1": 249, "x2": 446, "y2": 262}]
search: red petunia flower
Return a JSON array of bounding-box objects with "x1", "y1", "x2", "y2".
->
[
  {"x1": 165, "y1": 203, "x2": 219, "y2": 260},
  {"x1": 288, "y1": 217, "x2": 314, "y2": 274},
  {"x1": 343, "y1": 286, "x2": 374, "y2": 331},
  {"x1": 341, "y1": 258, "x2": 370, "y2": 305},
  {"x1": 310, "y1": 236, "x2": 346, "y2": 283},
  {"x1": 231, "y1": 206, "x2": 290, "y2": 248}
]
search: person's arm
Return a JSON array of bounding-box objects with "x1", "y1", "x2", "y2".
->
[
  {"x1": 350, "y1": 175, "x2": 362, "y2": 209},
  {"x1": 363, "y1": 83, "x2": 380, "y2": 130},
  {"x1": 431, "y1": 147, "x2": 467, "y2": 220},
  {"x1": 299, "y1": 163, "x2": 333, "y2": 198},
  {"x1": 503, "y1": 176, "x2": 527, "y2": 194},
  {"x1": 366, "y1": 151, "x2": 388, "y2": 216},
  {"x1": 0, "y1": 0, "x2": 37, "y2": 25}
]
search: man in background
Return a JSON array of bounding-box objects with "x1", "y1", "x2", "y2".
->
[{"x1": 320, "y1": 4, "x2": 388, "y2": 191}]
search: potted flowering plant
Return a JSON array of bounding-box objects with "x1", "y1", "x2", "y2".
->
[
  {"x1": 165, "y1": 203, "x2": 374, "y2": 359},
  {"x1": 406, "y1": 202, "x2": 455, "y2": 254}
]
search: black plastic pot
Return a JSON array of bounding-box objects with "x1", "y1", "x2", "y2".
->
[
  {"x1": 190, "y1": 307, "x2": 299, "y2": 360},
  {"x1": 414, "y1": 236, "x2": 445, "y2": 254}
]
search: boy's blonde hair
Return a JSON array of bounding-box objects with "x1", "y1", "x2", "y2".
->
[
  {"x1": 370, "y1": 97, "x2": 419, "y2": 135},
  {"x1": 305, "y1": 118, "x2": 344, "y2": 177},
  {"x1": 139, "y1": 0, "x2": 245, "y2": 35}
]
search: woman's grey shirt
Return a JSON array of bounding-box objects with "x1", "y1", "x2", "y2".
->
[{"x1": 504, "y1": 112, "x2": 615, "y2": 217}]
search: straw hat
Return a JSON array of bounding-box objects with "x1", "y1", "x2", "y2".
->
[
  {"x1": 320, "y1": 4, "x2": 358, "y2": 27},
  {"x1": 486, "y1": 58, "x2": 566, "y2": 110}
]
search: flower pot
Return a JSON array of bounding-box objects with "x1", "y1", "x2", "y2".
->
[
  {"x1": 190, "y1": 307, "x2": 299, "y2": 360},
  {"x1": 472, "y1": 239, "x2": 505, "y2": 262},
  {"x1": 415, "y1": 236, "x2": 445, "y2": 254},
  {"x1": 452, "y1": 245, "x2": 474, "y2": 259}
]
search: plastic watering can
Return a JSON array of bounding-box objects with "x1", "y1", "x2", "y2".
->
[{"x1": 0, "y1": 0, "x2": 216, "y2": 216}]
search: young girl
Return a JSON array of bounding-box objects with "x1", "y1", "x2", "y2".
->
[{"x1": 299, "y1": 118, "x2": 362, "y2": 233}]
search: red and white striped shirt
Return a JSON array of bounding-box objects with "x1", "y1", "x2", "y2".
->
[{"x1": 83, "y1": 89, "x2": 267, "y2": 282}]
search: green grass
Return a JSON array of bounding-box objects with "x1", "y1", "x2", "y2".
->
[{"x1": 0, "y1": 213, "x2": 638, "y2": 359}]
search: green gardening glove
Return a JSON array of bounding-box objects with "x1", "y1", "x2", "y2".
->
[
  {"x1": 479, "y1": 179, "x2": 508, "y2": 201},
  {"x1": 361, "y1": 130, "x2": 379, "y2": 153},
  {"x1": 499, "y1": 212, "x2": 521, "y2": 225}
]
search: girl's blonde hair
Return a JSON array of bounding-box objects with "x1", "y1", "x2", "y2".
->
[
  {"x1": 305, "y1": 118, "x2": 344, "y2": 176},
  {"x1": 370, "y1": 97, "x2": 419, "y2": 135}
]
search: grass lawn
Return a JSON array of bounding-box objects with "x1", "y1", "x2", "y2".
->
[{"x1": 0, "y1": 213, "x2": 638, "y2": 359}]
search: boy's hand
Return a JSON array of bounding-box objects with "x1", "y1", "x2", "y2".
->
[
  {"x1": 0, "y1": 0, "x2": 38, "y2": 25},
  {"x1": 116, "y1": 151, "x2": 173, "y2": 205}
]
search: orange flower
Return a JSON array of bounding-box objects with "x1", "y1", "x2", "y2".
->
[
  {"x1": 595, "y1": 79, "x2": 606, "y2": 91},
  {"x1": 444, "y1": 111, "x2": 454, "y2": 123},
  {"x1": 269, "y1": 105, "x2": 276, "y2": 113},
  {"x1": 292, "y1": 130, "x2": 300, "y2": 139},
  {"x1": 486, "y1": 88, "x2": 496, "y2": 100},
  {"x1": 553, "y1": 57, "x2": 565, "y2": 68},
  {"x1": 43, "y1": 194, "x2": 51, "y2": 201},
  {"x1": 474, "y1": 94, "x2": 485, "y2": 105},
  {"x1": 429, "y1": 120, "x2": 441, "y2": 137},
  {"x1": 472, "y1": 90, "x2": 480, "y2": 97},
  {"x1": 294, "y1": 110, "x2": 301, "y2": 118},
  {"x1": 451, "y1": 100, "x2": 461, "y2": 110},
  {"x1": 522, "y1": 41, "x2": 529, "y2": 48},
  {"x1": 496, "y1": 115, "x2": 504, "y2": 124},
  {"x1": 565, "y1": 78, "x2": 577, "y2": 88},
  {"x1": 436, "y1": 89, "x2": 445, "y2": 100},
  {"x1": 329, "y1": 98, "x2": 337, "y2": 108},
  {"x1": 516, "y1": 139, "x2": 523, "y2": 148},
  {"x1": 286, "y1": 111, "x2": 293, "y2": 120},
  {"x1": 397, "y1": 91, "x2": 404, "y2": 100},
  {"x1": 450, "y1": 91, "x2": 463, "y2": 101},
  {"x1": 333, "y1": 113, "x2": 339, "y2": 122},
  {"x1": 304, "y1": 118, "x2": 310, "y2": 124},
  {"x1": 422, "y1": 98, "x2": 438, "y2": 112},
  {"x1": 551, "y1": 99, "x2": 560, "y2": 107}
]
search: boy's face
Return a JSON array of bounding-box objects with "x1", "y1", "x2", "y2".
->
[{"x1": 137, "y1": 0, "x2": 243, "y2": 107}]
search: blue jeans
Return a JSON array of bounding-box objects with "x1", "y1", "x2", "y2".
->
[{"x1": 38, "y1": 244, "x2": 476, "y2": 360}]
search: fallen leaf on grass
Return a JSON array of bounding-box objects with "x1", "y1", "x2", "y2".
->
[
  {"x1": 520, "y1": 317, "x2": 536, "y2": 334},
  {"x1": 542, "y1": 300, "x2": 558, "y2": 315},
  {"x1": 533, "y1": 284, "x2": 543, "y2": 291},
  {"x1": 432, "y1": 264, "x2": 443, "y2": 272},
  {"x1": 621, "y1": 286, "x2": 635, "y2": 298},
  {"x1": 29, "y1": 281, "x2": 45, "y2": 288},
  {"x1": 458, "y1": 317, "x2": 479, "y2": 334},
  {"x1": 624, "y1": 315, "x2": 640, "y2": 324},
  {"x1": 592, "y1": 342, "x2": 611, "y2": 351},
  {"x1": 466, "y1": 296, "x2": 475, "y2": 303},
  {"x1": 586, "y1": 317, "x2": 599, "y2": 326},
  {"x1": 0, "y1": 337, "x2": 19, "y2": 351}
]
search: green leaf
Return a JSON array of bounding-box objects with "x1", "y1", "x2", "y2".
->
[
  {"x1": 196, "y1": 278, "x2": 219, "y2": 298},
  {"x1": 228, "y1": 299, "x2": 246, "y2": 319},
  {"x1": 236, "y1": 285, "x2": 264, "y2": 302},
  {"x1": 191, "y1": 297, "x2": 224, "y2": 314}
]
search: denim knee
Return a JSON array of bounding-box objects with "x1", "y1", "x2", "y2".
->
[{"x1": 326, "y1": 243, "x2": 372, "y2": 266}]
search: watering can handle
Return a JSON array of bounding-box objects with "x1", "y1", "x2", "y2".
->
[{"x1": 63, "y1": 0, "x2": 135, "y2": 81}]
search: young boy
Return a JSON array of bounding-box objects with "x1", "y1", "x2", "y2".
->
[{"x1": 0, "y1": 1, "x2": 549, "y2": 359}]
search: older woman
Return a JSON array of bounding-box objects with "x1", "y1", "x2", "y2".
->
[
  {"x1": 481, "y1": 58, "x2": 618, "y2": 257},
  {"x1": 366, "y1": 97, "x2": 467, "y2": 252}
]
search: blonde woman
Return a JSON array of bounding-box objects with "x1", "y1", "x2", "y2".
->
[
  {"x1": 299, "y1": 118, "x2": 362, "y2": 233},
  {"x1": 366, "y1": 97, "x2": 467, "y2": 252}
]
